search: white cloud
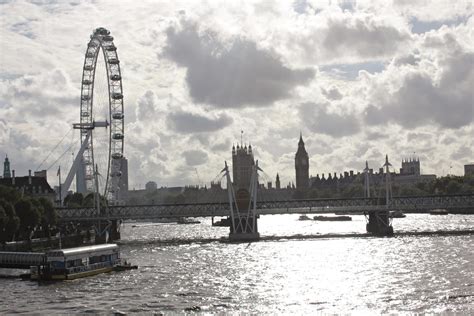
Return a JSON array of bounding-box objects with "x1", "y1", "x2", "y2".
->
[{"x1": 0, "y1": 0, "x2": 473, "y2": 190}]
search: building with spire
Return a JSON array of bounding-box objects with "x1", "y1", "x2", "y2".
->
[
  {"x1": 275, "y1": 173, "x2": 281, "y2": 189},
  {"x1": 232, "y1": 143, "x2": 255, "y2": 190},
  {"x1": 295, "y1": 133, "x2": 309, "y2": 190},
  {"x1": 3, "y1": 155, "x2": 11, "y2": 178}
]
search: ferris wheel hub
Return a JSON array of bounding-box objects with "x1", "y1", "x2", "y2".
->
[{"x1": 73, "y1": 121, "x2": 109, "y2": 130}]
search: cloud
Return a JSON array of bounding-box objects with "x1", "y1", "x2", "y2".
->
[
  {"x1": 135, "y1": 90, "x2": 158, "y2": 122},
  {"x1": 299, "y1": 102, "x2": 360, "y2": 137},
  {"x1": 321, "y1": 86, "x2": 343, "y2": 100},
  {"x1": 167, "y1": 110, "x2": 233, "y2": 133},
  {"x1": 392, "y1": 0, "x2": 472, "y2": 22},
  {"x1": 450, "y1": 145, "x2": 473, "y2": 161},
  {"x1": 163, "y1": 21, "x2": 315, "y2": 108},
  {"x1": 1, "y1": 1, "x2": 473, "y2": 187},
  {"x1": 365, "y1": 51, "x2": 474, "y2": 129},
  {"x1": 0, "y1": 69, "x2": 77, "y2": 118},
  {"x1": 322, "y1": 15, "x2": 411, "y2": 60},
  {"x1": 183, "y1": 149, "x2": 208, "y2": 166}
]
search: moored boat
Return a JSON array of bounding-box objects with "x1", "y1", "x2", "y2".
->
[
  {"x1": 31, "y1": 244, "x2": 123, "y2": 281},
  {"x1": 389, "y1": 210, "x2": 406, "y2": 218},
  {"x1": 212, "y1": 217, "x2": 231, "y2": 227},
  {"x1": 313, "y1": 215, "x2": 352, "y2": 221},
  {"x1": 177, "y1": 217, "x2": 201, "y2": 224},
  {"x1": 430, "y1": 209, "x2": 449, "y2": 215}
]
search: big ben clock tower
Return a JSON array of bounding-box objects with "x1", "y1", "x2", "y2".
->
[{"x1": 295, "y1": 133, "x2": 309, "y2": 190}]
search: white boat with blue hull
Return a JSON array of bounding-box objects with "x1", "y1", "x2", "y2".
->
[{"x1": 31, "y1": 244, "x2": 122, "y2": 280}]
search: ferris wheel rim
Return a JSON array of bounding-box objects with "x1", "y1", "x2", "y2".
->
[{"x1": 79, "y1": 27, "x2": 124, "y2": 203}]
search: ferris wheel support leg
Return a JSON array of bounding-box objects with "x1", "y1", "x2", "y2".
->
[{"x1": 60, "y1": 131, "x2": 91, "y2": 204}]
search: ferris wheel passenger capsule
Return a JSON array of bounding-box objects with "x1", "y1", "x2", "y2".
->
[
  {"x1": 112, "y1": 153, "x2": 123, "y2": 159},
  {"x1": 110, "y1": 74, "x2": 121, "y2": 81},
  {"x1": 103, "y1": 35, "x2": 114, "y2": 41},
  {"x1": 112, "y1": 93, "x2": 123, "y2": 100},
  {"x1": 108, "y1": 59, "x2": 120, "y2": 65},
  {"x1": 112, "y1": 133, "x2": 124, "y2": 140},
  {"x1": 95, "y1": 27, "x2": 109, "y2": 35},
  {"x1": 112, "y1": 112, "x2": 124, "y2": 119}
]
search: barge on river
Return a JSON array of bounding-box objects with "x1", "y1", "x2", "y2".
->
[{"x1": 31, "y1": 244, "x2": 122, "y2": 280}]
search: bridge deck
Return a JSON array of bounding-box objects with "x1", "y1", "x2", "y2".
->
[{"x1": 56, "y1": 194, "x2": 474, "y2": 222}]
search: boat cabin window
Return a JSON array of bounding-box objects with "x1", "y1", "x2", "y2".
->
[{"x1": 50, "y1": 260, "x2": 65, "y2": 269}]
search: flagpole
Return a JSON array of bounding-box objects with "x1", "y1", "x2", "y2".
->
[{"x1": 58, "y1": 166, "x2": 62, "y2": 207}]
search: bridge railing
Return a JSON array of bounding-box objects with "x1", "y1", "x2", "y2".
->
[{"x1": 56, "y1": 194, "x2": 474, "y2": 221}]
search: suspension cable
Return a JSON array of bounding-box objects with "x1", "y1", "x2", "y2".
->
[{"x1": 35, "y1": 127, "x2": 73, "y2": 171}]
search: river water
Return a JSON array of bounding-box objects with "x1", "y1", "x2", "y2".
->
[{"x1": 1, "y1": 214, "x2": 473, "y2": 314}]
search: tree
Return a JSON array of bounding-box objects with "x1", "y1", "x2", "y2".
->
[
  {"x1": 64, "y1": 192, "x2": 84, "y2": 207},
  {"x1": 446, "y1": 181, "x2": 462, "y2": 195},
  {"x1": 14, "y1": 199, "x2": 40, "y2": 240},
  {"x1": 0, "y1": 199, "x2": 20, "y2": 242},
  {"x1": 0, "y1": 205, "x2": 6, "y2": 243},
  {"x1": 39, "y1": 198, "x2": 57, "y2": 227},
  {"x1": 0, "y1": 185, "x2": 21, "y2": 204}
]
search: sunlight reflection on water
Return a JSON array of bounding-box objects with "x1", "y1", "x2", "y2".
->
[{"x1": 0, "y1": 214, "x2": 473, "y2": 314}]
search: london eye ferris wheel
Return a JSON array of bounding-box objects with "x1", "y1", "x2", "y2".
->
[{"x1": 71, "y1": 27, "x2": 125, "y2": 205}]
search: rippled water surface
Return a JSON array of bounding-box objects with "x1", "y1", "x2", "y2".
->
[{"x1": 1, "y1": 214, "x2": 473, "y2": 314}]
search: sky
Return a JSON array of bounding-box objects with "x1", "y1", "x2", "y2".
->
[{"x1": 0, "y1": 0, "x2": 473, "y2": 190}]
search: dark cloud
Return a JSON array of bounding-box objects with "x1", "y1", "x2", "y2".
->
[
  {"x1": 135, "y1": 90, "x2": 157, "y2": 122},
  {"x1": 450, "y1": 145, "x2": 472, "y2": 161},
  {"x1": 323, "y1": 16, "x2": 410, "y2": 59},
  {"x1": 183, "y1": 149, "x2": 208, "y2": 166},
  {"x1": 321, "y1": 86, "x2": 343, "y2": 100},
  {"x1": 364, "y1": 52, "x2": 474, "y2": 129},
  {"x1": 299, "y1": 102, "x2": 360, "y2": 137},
  {"x1": 211, "y1": 140, "x2": 231, "y2": 152},
  {"x1": 167, "y1": 111, "x2": 233, "y2": 133},
  {"x1": 163, "y1": 22, "x2": 315, "y2": 108}
]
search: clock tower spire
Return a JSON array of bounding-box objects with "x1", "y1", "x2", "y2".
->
[{"x1": 295, "y1": 133, "x2": 309, "y2": 190}]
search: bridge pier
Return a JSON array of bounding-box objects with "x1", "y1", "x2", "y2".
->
[
  {"x1": 94, "y1": 221, "x2": 108, "y2": 244},
  {"x1": 229, "y1": 216, "x2": 260, "y2": 242},
  {"x1": 366, "y1": 211, "x2": 394, "y2": 236},
  {"x1": 109, "y1": 220, "x2": 121, "y2": 242},
  {"x1": 94, "y1": 220, "x2": 121, "y2": 244}
]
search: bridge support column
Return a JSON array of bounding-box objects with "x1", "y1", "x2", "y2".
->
[
  {"x1": 223, "y1": 161, "x2": 261, "y2": 242},
  {"x1": 366, "y1": 211, "x2": 393, "y2": 236},
  {"x1": 108, "y1": 220, "x2": 121, "y2": 242},
  {"x1": 94, "y1": 221, "x2": 111, "y2": 244},
  {"x1": 229, "y1": 215, "x2": 260, "y2": 242}
]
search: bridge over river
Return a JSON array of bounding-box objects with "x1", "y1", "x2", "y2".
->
[{"x1": 57, "y1": 194, "x2": 474, "y2": 222}]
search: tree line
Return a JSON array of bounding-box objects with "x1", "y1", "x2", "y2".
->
[
  {"x1": 302, "y1": 175, "x2": 474, "y2": 199},
  {"x1": 0, "y1": 185, "x2": 58, "y2": 243}
]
